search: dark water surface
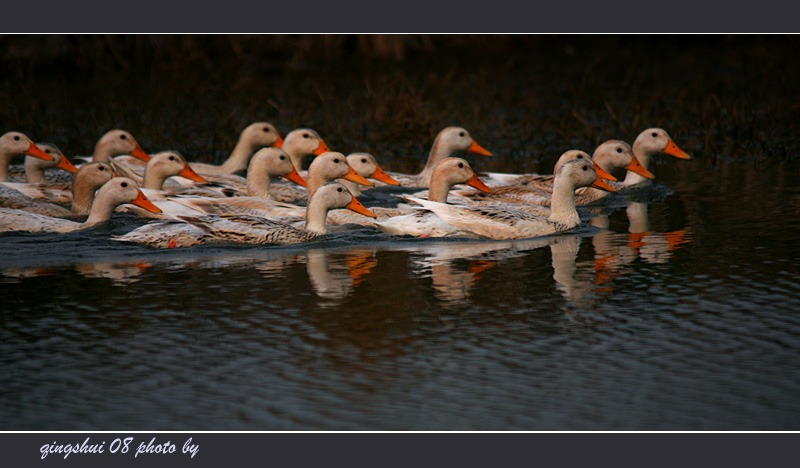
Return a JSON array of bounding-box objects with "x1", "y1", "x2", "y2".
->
[{"x1": 2, "y1": 158, "x2": 800, "y2": 430}]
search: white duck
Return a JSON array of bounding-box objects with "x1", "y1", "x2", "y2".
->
[
  {"x1": 188, "y1": 122, "x2": 283, "y2": 175},
  {"x1": 338, "y1": 153, "x2": 400, "y2": 196},
  {"x1": 460, "y1": 143, "x2": 651, "y2": 206},
  {"x1": 88, "y1": 129, "x2": 151, "y2": 163},
  {"x1": 621, "y1": 127, "x2": 691, "y2": 188},
  {"x1": 404, "y1": 156, "x2": 616, "y2": 240},
  {"x1": 374, "y1": 157, "x2": 494, "y2": 237},
  {"x1": 0, "y1": 161, "x2": 115, "y2": 218},
  {"x1": 386, "y1": 126, "x2": 492, "y2": 188},
  {"x1": 5, "y1": 143, "x2": 79, "y2": 183},
  {"x1": 0, "y1": 131, "x2": 54, "y2": 182},
  {"x1": 144, "y1": 148, "x2": 309, "y2": 218},
  {"x1": 114, "y1": 182, "x2": 375, "y2": 248},
  {"x1": 281, "y1": 128, "x2": 331, "y2": 171},
  {"x1": 0, "y1": 177, "x2": 161, "y2": 233}
]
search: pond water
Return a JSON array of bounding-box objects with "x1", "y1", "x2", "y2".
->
[{"x1": 2, "y1": 155, "x2": 800, "y2": 430}]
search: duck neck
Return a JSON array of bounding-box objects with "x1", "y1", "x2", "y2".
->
[
  {"x1": 83, "y1": 194, "x2": 117, "y2": 227},
  {"x1": 303, "y1": 195, "x2": 330, "y2": 235},
  {"x1": 71, "y1": 177, "x2": 97, "y2": 216},
  {"x1": 24, "y1": 158, "x2": 48, "y2": 183},
  {"x1": 142, "y1": 168, "x2": 169, "y2": 190},
  {"x1": 418, "y1": 134, "x2": 451, "y2": 187},
  {"x1": 624, "y1": 141, "x2": 654, "y2": 186},
  {"x1": 0, "y1": 153, "x2": 13, "y2": 181},
  {"x1": 305, "y1": 171, "x2": 331, "y2": 201},
  {"x1": 339, "y1": 179, "x2": 361, "y2": 197},
  {"x1": 92, "y1": 142, "x2": 116, "y2": 163},
  {"x1": 548, "y1": 177, "x2": 580, "y2": 228},
  {"x1": 219, "y1": 138, "x2": 256, "y2": 173},
  {"x1": 427, "y1": 172, "x2": 453, "y2": 203},
  {"x1": 246, "y1": 172, "x2": 273, "y2": 198}
]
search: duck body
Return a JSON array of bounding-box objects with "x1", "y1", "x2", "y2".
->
[
  {"x1": 401, "y1": 157, "x2": 616, "y2": 240},
  {"x1": 0, "y1": 177, "x2": 160, "y2": 233}
]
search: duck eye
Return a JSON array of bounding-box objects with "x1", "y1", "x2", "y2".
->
[
  {"x1": 121, "y1": 182, "x2": 128, "y2": 187},
  {"x1": 13, "y1": 136, "x2": 20, "y2": 141},
  {"x1": 651, "y1": 132, "x2": 658, "y2": 138},
  {"x1": 459, "y1": 132, "x2": 465, "y2": 137},
  {"x1": 616, "y1": 148, "x2": 622, "y2": 153},
  {"x1": 582, "y1": 166, "x2": 588, "y2": 171},
  {"x1": 337, "y1": 187, "x2": 343, "y2": 192},
  {"x1": 333, "y1": 159, "x2": 339, "y2": 163},
  {"x1": 279, "y1": 155, "x2": 285, "y2": 160},
  {"x1": 361, "y1": 159, "x2": 367, "y2": 164},
  {"x1": 45, "y1": 149, "x2": 51, "y2": 154},
  {"x1": 263, "y1": 128, "x2": 270, "y2": 133},
  {"x1": 576, "y1": 155, "x2": 583, "y2": 159},
  {"x1": 98, "y1": 166, "x2": 105, "y2": 171},
  {"x1": 458, "y1": 163, "x2": 464, "y2": 168},
  {"x1": 169, "y1": 156, "x2": 175, "y2": 161},
  {"x1": 120, "y1": 134, "x2": 127, "y2": 140},
  {"x1": 303, "y1": 134, "x2": 309, "y2": 139}
]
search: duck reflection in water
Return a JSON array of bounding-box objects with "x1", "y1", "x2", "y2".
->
[
  {"x1": 589, "y1": 201, "x2": 690, "y2": 291},
  {"x1": 305, "y1": 248, "x2": 377, "y2": 306}
]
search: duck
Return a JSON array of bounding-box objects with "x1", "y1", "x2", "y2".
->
[
  {"x1": 0, "y1": 132, "x2": 54, "y2": 182},
  {"x1": 403, "y1": 156, "x2": 616, "y2": 240},
  {"x1": 281, "y1": 128, "x2": 332, "y2": 171},
  {"x1": 5, "y1": 143, "x2": 79, "y2": 183},
  {"x1": 114, "y1": 182, "x2": 375, "y2": 248},
  {"x1": 187, "y1": 122, "x2": 284, "y2": 175},
  {"x1": 140, "y1": 151, "x2": 208, "y2": 190},
  {"x1": 374, "y1": 157, "x2": 494, "y2": 237},
  {"x1": 459, "y1": 143, "x2": 651, "y2": 207},
  {"x1": 0, "y1": 161, "x2": 115, "y2": 218},
  {"x1": 385, "y1": 126, "x2": 492, "y2": 188},
  {"x1": 338, "y1": 153, "x2": 400, "y2": 196},
  {"x1": 0, "y1": 177, "x2": 161, "y2": 233},
  {"x1": 620, "y1": 127, "x2": 691, "y2": 188},
  {"x1": 140, "y1": 148, "x2": 309, "y2": 218},
  {"x1": 88, "y1": 129, "x2": 151, "y2": 164}
]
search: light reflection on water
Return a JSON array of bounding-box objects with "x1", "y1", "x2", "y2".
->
[{"x1": 2, "y1": 161, "x2": 800, "y2": 430}]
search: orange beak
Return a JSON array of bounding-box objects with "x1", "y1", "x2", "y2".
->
[
  {"x1": 590, "y1": 177, "x2": 618, "y2": 193},
  {"x1": 132, "y1": 190, "x2": 162, "y2": 214},
  {"x1": 662, "y1": 139, "x2": 691, "y2": 159},
  {"x1": 624, "y1": 156, "x2": 654, "y2": 179},
  {"x1": 24, "y1": 142, "x2": 55, "y2": 161},
  {"x1": 592, "y1": 161, "x2": 617, "y2": 181},
  {"x1": 129, "y1": 144, "x2": 151, "y2": 162},
  {"x1": 55, "y1": 155, "x2": 79, "y2": 174},
  {"x1": 466, "y1": 172, "x2": 493, "y2": 193},
  {"x1": 272, "y1": 135, "x2": 284, "y2": 149},
  {"x1": 368, "y1": 165, "x2": 400, "y2": 186},
  {"x1": 312, "y1": 139, "x2": 331, "y2": 156},
  {"x1": 283, "y1": 165, "x2": 307, "y2": 188},
  {"x1": 467, "y1": 140, "x2": 492, "y2": 157},
  {"x1": 343, "y1": 166, "x2": 373, "y2": 186},
  {"x1": 345, "y1": 197, "x2": 376, "y2": 218},
  {"x1": 178, "y1": 164, "x2": 208, "y2": 184}
]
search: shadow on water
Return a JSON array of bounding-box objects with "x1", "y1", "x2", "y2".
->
[{"x1": 2, "y1": 36, "x2": 800, "y2": 429}]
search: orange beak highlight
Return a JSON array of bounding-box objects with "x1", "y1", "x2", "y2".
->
[
  {"x1": 590, "y1": 177, "x2": 617, "y2": 193},
  {"x1": 312, "y1": 140, "x2": 331, "y2": 156},
  {"x1": 467, "y1": 140, "x2": 492, "y2": 157},
  {"x1": 369, "y1": 165, "x2": 400, "y2": 186},
  {"x1": 343, "y1": 166, "x2": 373, "y2": 186},
  {"x1": 55, "y1": 155, "x2": 79, "y2": 174},
  {"x1": 129, "y1": 144, "x2": 151, "y2": 162},
  {"x1": 132, "y1": 190, "x2": 162, "y2": 214},
  {"x1": 624, "y1": 156, "x2": 654, "y2": 179},
  {"x1": 593, "y1": 161, "x2": 617, "y2": 181},
  {"x1": 466, "y1": 172, "x2": 493, "y2": 193},
  {"x1": 178, "y1": 164, "x2": 208, "y2": 184},
  {"x1": 345, "y1": 197, "x2": 376, "y2": 218},
  {"x1": 662, "y1": 139, "x2": 691, "y2": 159},
  {"x1": 283, "y1": 165, "x2": 307, "y2": 188},
  {"x1": 24, "y1": 142, "x2": 55, "y2": 161},
  {"x1": 272, "y1": 135, "x2": 284, "y2": 149}
]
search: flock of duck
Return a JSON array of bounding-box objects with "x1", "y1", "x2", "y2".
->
[{"x1": 0, "y1": 123, "x2": 691, "y2": 248}]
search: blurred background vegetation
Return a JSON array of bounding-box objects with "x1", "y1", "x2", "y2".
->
[{"x1": 1, "y1": 35, "x2": 797, "y2": 174}]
